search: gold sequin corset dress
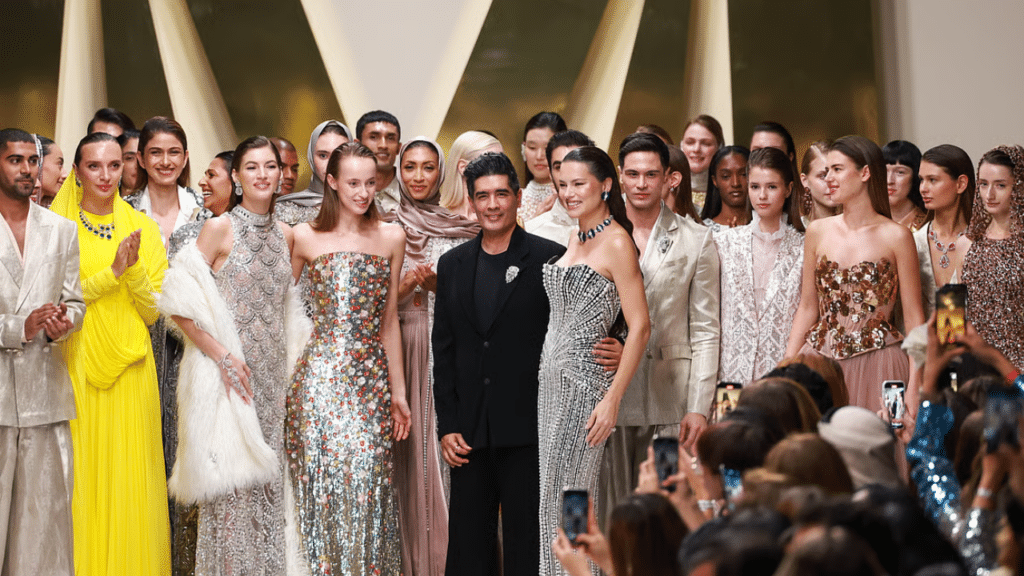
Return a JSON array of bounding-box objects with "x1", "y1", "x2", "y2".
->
[
  {"x1": 537, "y1": 263, "x2": 621, "y2": 576},
  {"x1": 807, "y1": 256, "x2": 903, "y2": 360},
  {"x1": 284, "y1": 251, "x2": 402, "y2": 575}
]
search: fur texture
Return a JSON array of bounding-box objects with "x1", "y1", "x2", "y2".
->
[{"x1": 159, "y1": 243, "x2": 310, "y2": 504}]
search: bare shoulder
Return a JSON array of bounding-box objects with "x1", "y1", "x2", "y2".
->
[
  {"x1": 378, "y1": 220, "x2": 407, "y2": 248},
  {"x1": 879, "y1": 218, "x2": 914, "y2": 245}
]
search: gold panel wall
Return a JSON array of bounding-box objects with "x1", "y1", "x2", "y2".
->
[
  {"x1": 0, "y1": 0, "x2": 63, "y2": 138},
  {"x1": 728, "y1": 0, "x2": 882, "y2": 156}
]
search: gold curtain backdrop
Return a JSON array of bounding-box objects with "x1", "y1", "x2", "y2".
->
[{"x1": 2, "y1": 0, "x2": 885, "y2": 189}]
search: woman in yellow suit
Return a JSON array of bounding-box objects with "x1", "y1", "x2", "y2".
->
[{"x1": 51, "y1": 131, "x2": 171, "y2": 574}]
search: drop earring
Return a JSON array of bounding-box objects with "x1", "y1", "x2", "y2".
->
[
  {"x1": 601, "y1": 190, "x2": 610, "y2": 201},
  {"x1": 233, "y1": 183, "x2": 242, "y2": 197}
]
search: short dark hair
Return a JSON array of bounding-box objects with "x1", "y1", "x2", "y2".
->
[
  {"x1": 87, "y1": 107, "x2": 136, "y2": 134},
  {"x1": 752, "y1": 121, "x2": 795, "y2": 158},
  {"x1": 464, "y1": 152, "x2": 519, "y2": 197},
  {"x1": 117, "y1": 129, "x2": 140, "y2": 150},
  {"x1": 618, "y1": 132, "x2": 670, "y2": 169},
  {"x1": 356, "y1": 110, "x2": 401, "y2": 141},
  {"x1": 523, "y1": 112, "x2": 568, "y2": 184},
  {"x1": 0, "y1": 128, "x2": 35, "y2": 154},
  {"x1": 882, "y1": 140, "x2": 925, "y2": 212},
  {"x1": 696, "y1": 406, "x2": 786, "y2": 473},
  {"x1": 635, "y1": 124, "x2": 674, "y2": 146},
  {"x1": 270, "y1": 136, "x2": 297, "y2": 154},
  {"x1": 545, "y1": 129, "x2": 594, "y2": 170}
]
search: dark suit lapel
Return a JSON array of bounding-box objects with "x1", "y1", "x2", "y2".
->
[
  {"x1": 486, "y1": 226, "x2": 531, "y2": 337},
  {"x1": 456, "y1": 234, "x2": 483, "y2": 335}
]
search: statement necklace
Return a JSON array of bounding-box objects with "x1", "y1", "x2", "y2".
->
[
  {"x1": 578, "y1": 215, "x2": 613, "y2": 244},
  {"x1": 928, "y1": 223, "x2": 965, "y2": 269},
  {"x1": 79, "y1": 210, "x2": 115, "y2": 240}
]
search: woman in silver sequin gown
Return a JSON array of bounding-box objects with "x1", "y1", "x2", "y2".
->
[
  {"x1": 538, "y1": 147, "x2": 650, "y2": 576},
  {"x1": 286, "y1": 142, "x2": 411, "y2": 575},
  {"x1": 172, "y1": 137, "x2": 296, "y2": 575}
]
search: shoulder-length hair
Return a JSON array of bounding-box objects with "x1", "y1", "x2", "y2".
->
[
  {"x1": 313, "y1": 142, "x2": 379, "y2": 231},
  {"x1": 748, "y1": 147, "x2": 805, "y2": 232},
  {"x1": 136, "y1": 116, "x2": 190, "y2": 191}
]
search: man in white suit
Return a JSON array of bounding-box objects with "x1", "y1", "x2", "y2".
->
[
  {"x1": 0, "y1": 128, "x2": 85, "y2": 575},
  {"x1": 600, "y1": 132, "x2": 720, "y2": 521}
]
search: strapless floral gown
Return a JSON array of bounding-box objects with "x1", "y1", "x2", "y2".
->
[
  {"x1": 285, "y1": 252, "x2": 402, "y2": 575},
  {"x1": 537, "y1": 263, "x2": 621, "y2": 576},
  {"x1": 799, "y1": 256, "x2": 908, "y2": 411}
]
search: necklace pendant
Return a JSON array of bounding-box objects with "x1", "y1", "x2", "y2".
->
[{"x1": 939, "y1": 253, "x2": 950, "y2": 268}]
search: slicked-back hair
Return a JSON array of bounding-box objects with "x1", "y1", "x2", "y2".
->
[
  {"x1": 314, "y1": 142, "x2": 379, "y2": 231},
  {"x1": 522, "y1": 112, "x2": 568, "y2": 184},
  {"x1": 619, "y1": 132, "x2": 670, "y2": 170},
  {"x1": 562, "y1": 146, "x2": 633, "y2": 239},
  {"x1": 74, "y1": 131, "x2": 119, "y2": 165},
  {"x1": 0, "y1": 128, "x2": 35, "y2": 154},
  {"x1": 829, "y1": 135, "x2": 891, "y2": 219},
  {"x1": 922, "y1": 144, "x2": 975, "y2": 229},
  {"x1": 545, "y1": 130, "x2": 594, "y2": 170},
  {"x1": 464, "y1": 152, "x2": 520, "y2": 198},
  {"x1": 228, "y1": 136, "x2": 282, "y2": 213},
  {"x1": 87, "y1": 107, "x2": 136, "y2": 134},
  {"x1": 356, "y1": 110, "x2": 401, "y2": 141},
  {"x1": 701, "y1": 145, "x2": 751, "y2": 221}
]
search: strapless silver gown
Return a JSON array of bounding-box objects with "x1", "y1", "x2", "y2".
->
[{"x1": 537, "y1": 263, "x2": 620, "y2": 576}]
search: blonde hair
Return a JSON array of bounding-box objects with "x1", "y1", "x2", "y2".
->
[{"x1": 440, "y1": 131, "x2": 502, "y2": 210}]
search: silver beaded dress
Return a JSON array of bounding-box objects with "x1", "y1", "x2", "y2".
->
[
  {"x1": 537, "y1": 263, "x2": 620, "y2": 576},
  {"x1": 194, "y1": 206, "x2": 291, "y2": 576},
  {"x1": 285, "y1": 251, "x2": 402, "y2": 575}
]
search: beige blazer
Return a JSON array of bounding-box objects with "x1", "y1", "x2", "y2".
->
[
  {"x1": 0, "y1": 203, "x2": 85, "y2": 427},
  {"x1": 619, "y1": 204, "x2": 721, "y2": 426}
]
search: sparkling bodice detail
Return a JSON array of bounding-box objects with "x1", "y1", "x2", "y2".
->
[
  {"x1": 807, "y1": 256, "x2": 902, "y2": 360},
  {"x1": 307, "y1": 252, "x2": 390, "y2": 342},
  {"x1": 962, "y1": 238, "x2": 1024, "y2": 371},
  {"x1": 519, "y1": 180, "x2": 555, "y2": 223}
]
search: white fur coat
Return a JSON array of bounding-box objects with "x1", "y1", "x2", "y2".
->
[{"x1": 159, "y1": 243, "x2": 310, "y2": 504}]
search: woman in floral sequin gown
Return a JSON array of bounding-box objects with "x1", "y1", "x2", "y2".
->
[
  {"x1": 962, "y1": 145, "x2": 1024, "y2": 372},
  {"x1": 786, "y1": 136, "x2": 924, "y2": 412},
  {"x1": 286, "y1": 142, "x2": 411, "y2": 575}
]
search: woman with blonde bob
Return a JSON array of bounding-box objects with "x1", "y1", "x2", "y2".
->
[{"x1": 438, "y1": 130, "x2": 503, "y2": 220}]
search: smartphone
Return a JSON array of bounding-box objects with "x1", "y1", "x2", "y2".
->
[
  {"x1": 561, "y1": 489, "x2": 589, "y2": 545},
  {"x1": 712, "y1": 382, "x2": 743, "y2": 424},
  {"x1": 882, "y1": 380, "x2": 906, "y2": 429},
  {"x1": 936, "y1": 284, "x2": 967, "y2": 349},
  {"x1": 652, "y1": 436, "x2": 680, "y2": 493},
  {"x1": 985, "y1": 389, "x2": 1021, "y2": 454}
]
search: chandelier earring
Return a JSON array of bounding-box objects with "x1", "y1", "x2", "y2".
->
[
  {"x1": 802, "y1": 188, "x2": 813, "y2": 214},
  {"x1": 233, "y1": 182, "x2": 242, "y2": 197}
]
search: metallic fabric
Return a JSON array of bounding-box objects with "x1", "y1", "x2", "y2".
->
[
  {"x1": 274, "y1": 201, "x2": 320, "y2": 228},
  {"x1": 907, "y1": 401, "x2": 962, "y2": 535},
  {"x1": 961, "y1": 508, "x2": 998, "y2": 576},
  {"x1": 807, "y1": 256, "x2": 902, "y2": 360},
  {"x1": 285, "y1": 252, "x2": 402, "y2": 575},
  {"x1": 538, "y1": 263, "x2": 620, "y2": 576},
  {"x1": 519, "y1": 180, "x2": 555, "y2": 223},
  {"x1": 962, "y1": 238, "x2": 1024, "y2": 371},
  {"x1": 194, "y1": 206, "x2": 291, "y2": 576}
]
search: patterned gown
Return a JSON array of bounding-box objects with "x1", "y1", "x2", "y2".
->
[
  {"x1": 537, "y1": 263, "x2": 621, "y2": 576},
  {"x1": 285, "y1": 252, "x2": 402, "y2": 575},
  {"x1": 194, "y1": 206, "x2": 291, "y2": 576},
  {"x1": 799, "y1": 256, "x2": 907, "y2": 412}
]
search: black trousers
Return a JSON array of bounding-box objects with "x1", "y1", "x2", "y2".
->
[{"x1": 445, "y1": 444, "x2": 539, "y2": 576}]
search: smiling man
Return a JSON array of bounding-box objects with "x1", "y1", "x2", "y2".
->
[
  {"x1": 356, "y1": 110, "x2": 402, "y2": 213},
  {"x1": 599, "y1": 132, "x2": 720, "y2": 525}
]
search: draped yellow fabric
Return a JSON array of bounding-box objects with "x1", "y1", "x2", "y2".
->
[{"x1": 51, "y1": 175, "x2": 172, "y2": 575}]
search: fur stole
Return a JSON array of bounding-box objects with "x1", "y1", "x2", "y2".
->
[{"x1": 159, "y1": 243, "x2": 311, "y2": 504}]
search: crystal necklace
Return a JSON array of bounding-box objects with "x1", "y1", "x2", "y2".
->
[
  {"x1": 927, "y1": 222, "x2": 965, "y2": 269},
  {"x1": 79, "y1": 209, "x2": 115, "y2": 240},
  {"x1": 578, "y1": 215, "x2": 613, "y2": 244}
]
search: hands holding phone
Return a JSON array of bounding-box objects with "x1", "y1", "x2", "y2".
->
[{"x1": 552, "y1": 496, "x2": 610, "y2": 576}]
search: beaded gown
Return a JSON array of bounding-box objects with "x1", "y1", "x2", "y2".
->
[
  {"x1": 285, "y1": 252, "x2": 402, "y2": 575},
  {"x1": 799, "y1": 257, "x2": 907, "y2": 412},
  {"x1": 961, "y1": 238, "x2": 1024, "y2": 371},
  {"x1": 194, "y1": 207, "x2": 291, "y2": 576},
  {"x1": 537, "y1": 263, "x2": 621, "y2": 576}
]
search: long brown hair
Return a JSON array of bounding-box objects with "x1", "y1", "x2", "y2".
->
[
  {"x1": 313, "y1": 142, "x2": 379, "y2": 231},
  {"x1": 747, "y1": 147, "x2": 805, "y2": 232},
  {"x1": 229, "y1": 136, "x2": 281, "y2": 213},
  {"x1": 136, "y1": 116, "x2": 190, "y2": 192},
  {"x1": 608, "y1": 494, "x2": 686, "y2": 576},
  {"x1": 829, "y1": 135, "x2": 890, "y2": 218}
]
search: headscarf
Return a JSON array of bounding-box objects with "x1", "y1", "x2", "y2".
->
[
  {"x1": 818, "y1": 406, "x2": 902, "y2": 489},
  {"x1": 284, "y1": 120, "x2": 353, "y2": 207},
  {"x1": 966, "y1": 144, "x2": 1024, "y2": 243},
  {"x1": 389, "y1": 137, "x2": 479, "y2": 267}
]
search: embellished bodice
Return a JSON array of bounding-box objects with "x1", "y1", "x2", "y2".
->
[
  {"x1": 962, "y1": 238, "x2": 1024, "y2": 370},
  {"x1": 274, "y1": 200, "x2": 320, "y2": 227},
  {"x1": 807, "y1": 256, "x2": 902, "y2": 360},
  {"x1": 307, "y1": 252, "x2": 390, "y2": 344},
  {"x1": 519, "y1": 180, "x2": 555, "y2": 223},
  {"x1": 213, "y1": 206, "x2": 291, "y2": 446},
  {"x1": 540, "y1": 264, "x2": 621, "y2": 385}
]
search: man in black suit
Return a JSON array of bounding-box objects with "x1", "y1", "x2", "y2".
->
[{"x1": 434, "y1": 152, "x2": 620, "y2": 575}]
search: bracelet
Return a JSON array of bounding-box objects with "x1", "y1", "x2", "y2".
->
[
  {"x1": 218, "y1": 353, "x2": 232, "y2": 369},
  {"x1": 698, "y1": 499, "x2": 716, "y2": 511},
  {"x1": 1006, "y1": 370, "x2": 1021, "y2": 385},
  {"x1": 977, "y1": 487, "x2": 994, "y2": 500}
]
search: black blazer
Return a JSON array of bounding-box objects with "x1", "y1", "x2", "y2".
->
[{"x1": 432, "y1": 226, "x2": 565, "y2": 449}]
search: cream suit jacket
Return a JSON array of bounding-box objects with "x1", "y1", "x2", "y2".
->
[
  {"x1": 619, "y1": 204, "x2": 720, "y2": 426},
  {"x1": 0, "y1": 203, "x2": 85, "y2": 427}
]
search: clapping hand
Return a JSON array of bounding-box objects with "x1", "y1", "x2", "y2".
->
[{"x1": 112, "y1": 229, "x2": 142, "y2": 277}]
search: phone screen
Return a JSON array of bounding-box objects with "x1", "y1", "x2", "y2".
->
[
  {"x1": 936, "y1": 284, "x2": 967, "y2": 349},
  {"x1": 712, "y1": 382, "x2": 743, "y2": 424},
  {"x1": 652, "y1": 437, "x2": 680, "y2": 493},
  {"x1": 561, "y1": 489, "x2": 589, "y2": 544},
  {"x1": 882, "y1": 380, "x2": 906, "y2": 429},
  {"x1": 985, "y1": 390, "x2": 1021, "y2": 453}
]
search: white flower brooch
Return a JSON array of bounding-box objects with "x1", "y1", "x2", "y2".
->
[
  {"x1": 657, "y1": 235, "x2": 672, "y2": 254},
  {"x1": 505, "y1": 265, "x2": 520, "y2": 283}
]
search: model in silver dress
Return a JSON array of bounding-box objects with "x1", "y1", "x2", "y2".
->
[
  {"x1": 537, "y1": 263, "x2": 621, "y2": 576},
  {"x1": 194, "y1": 206, "x2": 292, "y2": 576}
]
